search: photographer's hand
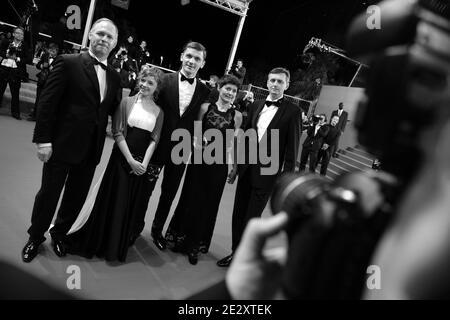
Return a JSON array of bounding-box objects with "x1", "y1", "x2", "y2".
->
[{"x1": 226, "y1": 212, "x2": 289, "y2": 300}]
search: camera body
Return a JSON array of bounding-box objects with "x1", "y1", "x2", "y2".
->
[
  {"x1": 311, "y1": 114, "x2": 321, "y2": 124},
  {"x1": 270, "y1": 0, "x2": 450, "y2": 299}
]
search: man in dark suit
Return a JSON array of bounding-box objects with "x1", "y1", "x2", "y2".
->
[
  {"x1": 217, "y1": 67, "x2": 300, "y2": 267},
  {"x1": 298, "y1": 114, "x2": 329, "y2": 173},
  {"x1": 21, "y1": 18, "x2": 121, "y2": 263},
  {"x1": 330, "y1": 102, "x2": 348, "y2": 157},
  {"x1": 27, "y1": 42, "x2": 59, "y2": 121},
  {"x1": 146, "y1": 42, "x2": 210, "y2": 251},
  {"x1": 316, "y1": 115, "x2": 340, "y2": 176},
  {"x1": 229, "y1": 58, "x2": 246, "y2": 84},
  {"x1": 0, "y1": 26, "x2": 30, "y2": 119}
]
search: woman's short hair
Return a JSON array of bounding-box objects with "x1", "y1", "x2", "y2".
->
[
  {"x1": 137, "y1": 66, "x2": 164, "y2": 99},
  {"x1": 217, "y1": 74, "x2": 241, "y2": 89}
]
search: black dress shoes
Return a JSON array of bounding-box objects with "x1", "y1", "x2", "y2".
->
[
  {"x1": 198, "y1": 243, "x2": 208, "y2": 254},
  {"x1": 152, "y1": 233, "x2": 167, "y2": 251},
  {"x1": 188, "y1": 250, "x2": 198, "y2": 265},
  {"x1": 52, "y1": 239, "x2": 67, "y2": 257},
  {"x1": 22, "y1": 240, "x2": 41, "y2": 263},
  {"x1": 217, "y1": 254, "x2": 233, "y2": 267},
  {"x1": 171, "y1": 236, "x2": 187, "y2": 253}
]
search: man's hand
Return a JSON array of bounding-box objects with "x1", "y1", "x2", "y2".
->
[
  {"x1": 37, "y1": 146, "x2": 53, "y2": 162},
  {"x1": 226, "y1": 212, "x2": 289, "y2": 300},
  {"x1": 322, "y1": 143, "x2": 329, "y2": 150}
]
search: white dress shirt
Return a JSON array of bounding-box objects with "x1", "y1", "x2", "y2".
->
[
  {"x1": 256, "y1": 95, "x2": 283, "y2": 142},
  {"x1": 178, "y1": 72, "x2": 196, "y2": 116}
]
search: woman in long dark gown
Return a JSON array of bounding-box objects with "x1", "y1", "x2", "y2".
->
[
  {"x1": 66, "y1": 66, "x2": 164, "y2": 262},
  {"x1": 166, "y1": 74, "x2": 242, "y2": 265}
]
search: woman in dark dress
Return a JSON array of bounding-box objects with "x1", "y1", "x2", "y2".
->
[
  {"x1": 167, "y1": 74, "x2": 242, "y2": 265},
  {"x1": 66, "y1": 66, "x2": 164, "y2": 262}
]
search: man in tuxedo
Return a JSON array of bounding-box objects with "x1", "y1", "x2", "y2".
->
[
  {"x1": 217, "y1": 67, "x2": 300, "y2": 267},
  {"x1": 298, "y1": 114, "x2": 329, "y2": 173},
  {"x1": 21, "y1": 18, "x2": 121, "y2": 263},
  {"x1": 147, "y1": 42, "x2": 210, "y2": 251},
  {"x1": 316, "y1": 115, "x2": 340, "y2": 176},
  {"x1": 330, "y1": 102, "x2": 348, "y2": 157}
]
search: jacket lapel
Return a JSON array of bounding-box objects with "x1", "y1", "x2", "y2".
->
[
  {"x1": 251, "y1": 101, "x2": 265, "y2": 129},
  {"x1": 266, "y1": 101, "x2": 287, "y2": 131},
  {"x1": 81, "y1": 52, "x2": 100, "y2": 103},
  {"x1": 181, "y1": 79, "x2": 203, "y2": 119},
  {"x1": 168, "y1": 72, "x2": 180, "y2": 117},
  {"x1": 103, "y1": 67, "x2": 114, "y2": 103}
]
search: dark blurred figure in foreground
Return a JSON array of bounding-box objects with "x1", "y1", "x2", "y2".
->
[{"x1": 190, "y1": 0, "x2": 450, "y2": 300}]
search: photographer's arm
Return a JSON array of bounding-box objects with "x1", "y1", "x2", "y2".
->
[
  {"x1": 187, "y1": 212, "x2": 288, "y2": 300},
  {"x1": 226, "y1": 212, "x2": 289, "y2": 299}
]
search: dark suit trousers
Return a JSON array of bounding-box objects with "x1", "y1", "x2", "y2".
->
[
  {"x1": 330, "y1": 132, "x2": 342, "y2": 155},
  {"x1": 151, "y1": 160, "x2": 187, "y2": 234},
  {"x1": 0, "y1": 70, "x2": 21, "y2": 116},
  {"x1": 27, "y1": 160, "x2": 96, "y2": 243},
  {"x1": 317, "y1": 149, "x2": 332, "y2": 176},
  {"x1": 231, "y1": 170, "x2": 272, "y2": 252},
  {"x1": 299, "y1": 146, "x2": 318, "y2": 173}
]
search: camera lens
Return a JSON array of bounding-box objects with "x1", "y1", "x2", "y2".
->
[{"x1": 271, "y1": 173, "x2": 330, "y2": 219}]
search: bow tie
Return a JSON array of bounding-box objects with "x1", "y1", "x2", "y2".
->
[
  {"x1": 92, "y1": 57, "x2": 107, "y2": 70},
  {"x1": 265, "y1": 99, "x2": 282, "y2": 108},
  {"x1": 180, "y1": 74, "x2": 195, "y2": 84}
]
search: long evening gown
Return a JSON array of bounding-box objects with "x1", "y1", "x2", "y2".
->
[
  {"x1": 67, "y1": 125, "x2": 160, "y2": 262},
  {"x1": 167, "y1": 103, "x2": 236, "y2": 254}
]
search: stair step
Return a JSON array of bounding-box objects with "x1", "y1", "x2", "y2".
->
[
  {"x1": 347, "y1": 146, "x2": 376, "y2": 161},
  {"x1": 330, "y1": 157, "x2": 362, "y2": 172},
  {"x1": 327, "y1": 162, "x2": 351, "y2": 175},
  {"x1": 339, "y1": 149, "x2": 373, "y2": 166},
  {"x1": 1, "y1": 96, "x2": 35, "y2": 115}
]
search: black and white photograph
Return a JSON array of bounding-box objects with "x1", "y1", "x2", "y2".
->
[{"x1": 1, "y1": 0, "x2": 449, "y2": 304}]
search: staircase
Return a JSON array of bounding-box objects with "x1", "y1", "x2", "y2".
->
[
  {"x1": 300, "y1": 145, "x2": 377, "y2": 181},
  {"x1": 0, "y1": 81, "x2": 37, "y2": 117},
  {"x1": 1, "y1": 81, "x2": 132, "y2": 118}
]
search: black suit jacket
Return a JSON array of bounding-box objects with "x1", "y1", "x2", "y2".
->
[
  {"x1": 303, "y1": 124, "x2": 330, "y2": 152},
  {"x1": 239, "y1": 99, "x2": 300, "y2": 189},
  {"x1": 323, "y1": 124, "x2": 340, "y2": 147},
  {"x1": 331, "y1": 109, "x2": 348, "y2": 132},
  {"x1": 152, "y1": 72, "x2": 211, "y2": 165},
  {"x1": 32, "y1": 52, "x2": 121, "y2": 165}
]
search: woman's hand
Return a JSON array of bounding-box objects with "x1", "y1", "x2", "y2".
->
[{"x1": 128, "y1": 158, "x2": 146, "y2": 175}]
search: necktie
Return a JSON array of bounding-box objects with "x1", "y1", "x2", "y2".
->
[
  {"x1": 92, "y1": 57, "x2": 107, "y2": 70},
  {"x1": 181, "y1": 74, "x2": 195, "y2": 85},
  {"x1": 265, "y1": 99, "x2": 282, "y2": 108}
]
